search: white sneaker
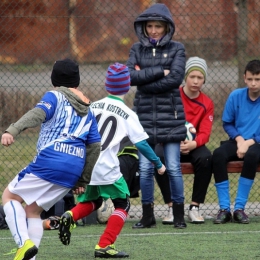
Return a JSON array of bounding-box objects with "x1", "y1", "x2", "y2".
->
[
  {"x1": 188, "y1": 206, "x2": 204, "y2": 224},
  {"x1": 162, "y1": 206, "x2": 174, "y2": 225}
]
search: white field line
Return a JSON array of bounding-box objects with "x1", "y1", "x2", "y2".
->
[{"x1": 1, "y1": 230, "x2": 260, "y2": 240}]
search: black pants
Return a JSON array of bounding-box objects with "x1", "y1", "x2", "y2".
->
[
  {"x1": 212, "y1": 140, "x2": 260, "y2": 183},
  {"x1": 155, "y1": 145, "x2": 212, "y2": 204}
]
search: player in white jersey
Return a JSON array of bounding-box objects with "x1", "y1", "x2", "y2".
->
[
  {"x1": 1, "y1": 58, "x2": 101, "y2": 260},
  {"x1": 58, "y1": 63, "x2": 166, "y2": 258}
]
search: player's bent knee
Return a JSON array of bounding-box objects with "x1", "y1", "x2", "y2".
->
[{"x1": 112, "y1": 196, "x2": 130, "y2": 213}]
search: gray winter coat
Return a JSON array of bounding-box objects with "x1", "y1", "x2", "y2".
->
[{"x1": 126, "y1": 3, "x2": 186, "y2": 144}]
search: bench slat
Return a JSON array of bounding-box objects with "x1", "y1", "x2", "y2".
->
[{"x1": 181, "y1": 161, "x2": 260, "y2": 174}]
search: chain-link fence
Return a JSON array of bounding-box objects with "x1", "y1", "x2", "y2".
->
[{"x1": 0, "y1": 0, "x2": 260, "y2": 219}]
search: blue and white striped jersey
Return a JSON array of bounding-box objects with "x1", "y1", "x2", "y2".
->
[{"x1": 19, "y1": 90, "x2": 100, "y2": 188}]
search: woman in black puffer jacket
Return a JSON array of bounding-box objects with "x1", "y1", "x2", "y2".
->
[{"x1": 126, "y1": 3, "x2": 187, "y2": 229}]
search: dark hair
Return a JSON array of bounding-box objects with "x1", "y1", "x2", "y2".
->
[{"x1": 244, "y1": 60, "x2": 260, "y2": 75}]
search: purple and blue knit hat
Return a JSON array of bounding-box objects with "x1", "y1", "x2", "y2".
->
[{"x1": 105, "y1": 63, "x2": 130, "y2": 95}]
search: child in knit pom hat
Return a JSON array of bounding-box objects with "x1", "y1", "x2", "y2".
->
[
  {"x1": 58, "y1": 62, "x2": 165, "y2": 258},
  {"x1": 155, "y1": 56, "x2": 214, "y2": 225},
  {"x1": 184, "y1": 56, "x2": 208, "y2": 83},
  {"x1": 105, "y1": 62, "x2": 130, "y2": 95},
  {"x1": 1, "y1": 58, "x2": 101, "y2": 260}
]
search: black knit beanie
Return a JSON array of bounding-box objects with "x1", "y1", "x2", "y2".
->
[{"x1": 51, "y1": 58, "x2": 80, "y2": 87}]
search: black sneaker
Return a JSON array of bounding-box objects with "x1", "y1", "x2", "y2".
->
[
  {"x1": 94, "y1": 244, "x2": 129, "y2": 258},
  {"x1": 233, "y1": 209, "x2": 249, "y2": 224},
  {"x1": 59, "y1": 211, "x2": 76, "y2": 245},
  {"x1": 174, "y1": 221, "x2": 187, "y2": 229},
  {"x1": 213, "y1": 209, "x2": 232, "y2": 224}
]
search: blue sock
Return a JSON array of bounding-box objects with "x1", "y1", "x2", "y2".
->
[
  {"x1": 234, "y1": 177, "x2": 254, "y2": 211},
  {"x1": 215, "y1": 180, "x2": 230, "y2": 211}
]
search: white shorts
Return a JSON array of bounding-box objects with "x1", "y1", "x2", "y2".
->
[{"x1": 8, "y1": 173, "x2": 70, "y2": 211}]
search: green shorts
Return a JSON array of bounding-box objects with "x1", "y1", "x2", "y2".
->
[{"x1": 77, "y1": 176, "x2": 130, "y2": 202}]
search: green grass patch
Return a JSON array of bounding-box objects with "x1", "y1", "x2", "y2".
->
[{"x1": 1, "y1": 219, "x2": 260, "y2": 259}]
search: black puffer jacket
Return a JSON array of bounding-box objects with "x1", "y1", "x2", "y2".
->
[{"x1": 126, "y1": 3, "x2": 186, "y2": 144}]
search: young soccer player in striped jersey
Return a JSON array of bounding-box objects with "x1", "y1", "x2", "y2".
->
[
  {"x1": 58, "y1": 63, "x2": 166, "y2": 258},
  {"x1": 1, "y1": 58, "x2": 101, "y2": 260}
]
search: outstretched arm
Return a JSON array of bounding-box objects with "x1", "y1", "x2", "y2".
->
[
  {"x1": 1, "y1": 107, "x2": 46, "y2": 147},
  {"x1": 135, "y1": 140, "x2": 166, "y2": 175}
]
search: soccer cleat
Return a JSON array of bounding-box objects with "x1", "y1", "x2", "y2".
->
[
  {"x1": 14, "y1": 239, "x2": 38, "y2": 260},
  {"x1": 233, "y1": 209, "x2": 249, "y2": 224},
  {"x1": 188, "y1": 206, "x2": 204, "y2": 224},
  {"x1": 162, "y1": 206, "x2": 174, "y2": 225},
  {"x1": 94, "y1": 244, "x2": 129, "y2": 258},
  {"x1": 59, "y1": 211, "x2": 76, "y2": 245},
  {"x1": 43, "y1": 216, "x2": 61, "y2": 230},
  {"x1": 213, "y1": 209, "x2": 232, "y2": 224}
]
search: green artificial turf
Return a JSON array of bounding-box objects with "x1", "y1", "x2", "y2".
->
[{"x1": 1, "y1": 218, "x2": 260, "y2": 260}]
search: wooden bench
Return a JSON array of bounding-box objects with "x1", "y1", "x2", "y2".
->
[{"x1": 181, "y1": 161, "x2": 260, "y2": 174}]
